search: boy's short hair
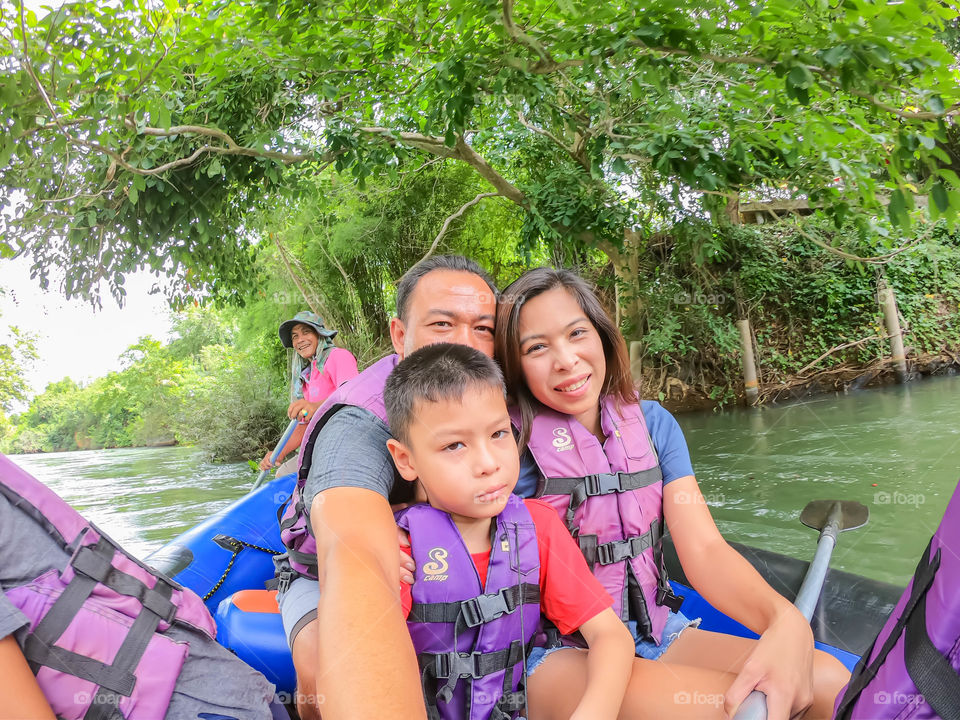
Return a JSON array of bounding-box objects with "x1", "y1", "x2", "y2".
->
[{"x1": 384, "y1": 343, "x2": 506, "y2": 445}]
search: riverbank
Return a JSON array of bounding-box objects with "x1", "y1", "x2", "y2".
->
[{"x1": 657, "y1": 347, "x2": 960, "y2": 414}]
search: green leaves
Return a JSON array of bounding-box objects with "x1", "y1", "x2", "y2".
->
[{"x1": 3, "y1": 0, "x2": 959, "y2": 307}]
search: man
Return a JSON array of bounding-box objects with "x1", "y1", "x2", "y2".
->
[{"x1": 276, "y1": 255, "x2": 498, "y2": 720}]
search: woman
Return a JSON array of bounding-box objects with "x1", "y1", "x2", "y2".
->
[
  {"x1": 495, "y1": 268, "x2": 849, "y2": 720},
  {"x1": 259, "y1": 311, "x2": 358, "y2": 472}
]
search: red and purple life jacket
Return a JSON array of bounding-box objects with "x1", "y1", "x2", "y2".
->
[
  {"x1": 517, "y1": 396, "x2": 681, "y2": 643},
  {"x1": 833, "y1": 478, "x2": 960, "y2": 720},
  {"x1": 278, "y1": 354, "x2": 398, "y2": 579},
  {"x1": 0, "y1": 454, "x2": 217, "y2": 720},
  {"x1": 396, "y1": 498, "x2": 541, "y2": 720}
]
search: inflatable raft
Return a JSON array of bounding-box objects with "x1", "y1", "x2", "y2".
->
[{"x1": 146, "y1": 474, "x2": 903, "y2": 695}]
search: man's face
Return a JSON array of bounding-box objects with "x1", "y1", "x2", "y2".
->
[{"x1": 390, "y1": 269, "x2": 496, "y2": 359}]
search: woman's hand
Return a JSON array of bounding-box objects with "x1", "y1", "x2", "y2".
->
[
  {"x1": 258, "y1": 452, "x2": 278, "y2": 471},
  {"x1": 287, "y1": 399, "x2": 322, "y2": 422},
  {"x1": 723, "y1": 605, "x2": 815, "y2": 720}
]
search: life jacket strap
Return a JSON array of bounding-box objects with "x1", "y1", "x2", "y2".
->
[
  {"x1": 428, "y1": 640, "x2": 527, "y2": 681},
  {"x1": 903, "y1": 561, "x2": 960, "y2": 720},
  {"x1": 408, "y1": 583, "x2": 540, "y2": 628},
  {"x1": 21, "y1": 537, "x2": 175, "y2": 710},
  {"x1": 538, "y1": 467, "x2": 662, "y2": 499},
  {"x1": 578, "y1": 518, "x2": 661, "y2": 569},
  {"x1": 835, "y1": 538, "x2": 942, "y2": 719},
  {"x1": 538, "y1": 467, "x2": 662, "y2": 531},
  {"x1": 73, "y1": 541, "x2": 177, "y2": 623}
]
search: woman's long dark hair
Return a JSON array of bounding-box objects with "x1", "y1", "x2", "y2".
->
[{"x1": 495, "y1": 267, "x2": 636, "y2": 451}]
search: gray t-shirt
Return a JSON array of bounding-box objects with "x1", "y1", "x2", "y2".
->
[
  {"x1": 302, "y1": 405, "x2": 397, "y2": 509},
  {"x1": 0, "y1": 488, "x2": 275, "y2": 719}
]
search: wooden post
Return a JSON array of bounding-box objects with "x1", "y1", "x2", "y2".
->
[
  {"x1": 878, "y1": 279, "x2": 908, "y2": 383},
  {"x1": 629, "y1": 341, "x2": 643, "y2": 384},
  {"x1": 737, "y1": 318, "x2": 759, "y2": 405}
]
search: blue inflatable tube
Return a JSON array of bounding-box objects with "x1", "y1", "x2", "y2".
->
[{"x1": 147, "y1": 473, "x2": 297, "y2": 614}]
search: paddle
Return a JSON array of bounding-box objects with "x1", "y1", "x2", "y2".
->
[
  {"x1": 731, "y1": 499, "x2": 869, "y2": 720},
  {"x1": 252, "y1": 418, "x2": 300, "y2": 490}
]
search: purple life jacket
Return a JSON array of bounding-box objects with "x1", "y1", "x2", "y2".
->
[
  {"x1": 833, "y1": 478, "x2": 960, "y2": 720},
  {"x1": 278, "y1": 354, "x2": 398, "y2": 579},
  {"x1": 396, "y1": 498, "x2": 541, "y2": 720},
  {"x1": 0, "y1": 454, "x2": 217, "y2": 720},
  {"x1": 517, "y1": 396, "x2": 680, "y2": 643}
]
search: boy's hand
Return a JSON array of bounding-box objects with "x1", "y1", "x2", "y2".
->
[{"x1": 398, "y1": 526, "x2": 415, "y2": 584}]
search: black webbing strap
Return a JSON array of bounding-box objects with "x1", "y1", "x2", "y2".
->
[
  {"x1": 21, "y1": 537, "x2": 177, "y2": 706},
  {"x1": 429, "y1": 640, "x2": 527, "y2": 681},
  {"x1": 537, "y1": 467, "x2": 662, "y2": 498},
  {"x1": 903, "y1": 562, "x2": 960, "y2": 720},
  {"x1": 835, "y1": 540, "x2": 941, "y2": 719},
  {"x1": 537, "y1": 466, "x2": 662, "y2": 531},
  {"x1": 84, "y1": 580, "x2": 175, "y2": 720},
  {"x1": 578, "y1": 519, "x2": 661, "y2": 570},
  {"x1": 22, "y1": 635, "x2": 137, "y2": 697},
  {"x1": 72, "y1": 543, "x2": 176, "y2": 623},
  {"x1": 408, "y1": 584, "x2": 540, "y2": 627}
]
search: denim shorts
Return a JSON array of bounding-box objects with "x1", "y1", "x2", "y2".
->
[{"x1": 525, "y1": 610, "x2": 701, "y2": 677}]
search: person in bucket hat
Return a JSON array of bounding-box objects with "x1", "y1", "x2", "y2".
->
[{"x1": 259, "y1": 311, "x2": 358, "y2": 472}]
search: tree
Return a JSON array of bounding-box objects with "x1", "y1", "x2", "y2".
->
[
  {"x1": 0, "y1": 319, "x2": 37, "y2": 411},
  {"x1": 3, "y1": 0, "x2": 958, "y2": 312}
]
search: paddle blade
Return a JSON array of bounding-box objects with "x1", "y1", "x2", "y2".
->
[{"x1": 800, "y1": 500, "x2": 868, "y2": 532}]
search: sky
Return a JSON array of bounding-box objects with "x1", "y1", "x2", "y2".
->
[{"x1": 0, "y1": 255, "x2": 174, "y2": 406}]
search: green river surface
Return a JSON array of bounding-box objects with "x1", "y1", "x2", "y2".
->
[{"x1": 8, "y1": 374, "x2": 960, "y2": 588}]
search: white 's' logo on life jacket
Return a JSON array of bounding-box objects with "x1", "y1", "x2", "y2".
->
[
  {"x1": 552, "y1": 427, "x2": 573, "y2": 452},
  {"x1": 423, "y1": 548, "x2": 449, "y2": 581}
]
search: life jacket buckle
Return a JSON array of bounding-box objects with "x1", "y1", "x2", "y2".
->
[
  {"x1": 435, "y1": 651, "x2": 484, "y2": 680},
  {"x1": 276, "y1": 569, "x2": 295, "y2": 595},
  {"x1": 656, "y1": 585, "x2": 685, "y2": 612},
  {"x1": 461, "y1": 588, "x2": 515, "y2": 628},
  {"x1": 584, "y1": 473, "x2": 622, "y2": 497}
]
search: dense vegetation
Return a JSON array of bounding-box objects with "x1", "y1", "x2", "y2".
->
[
  {"x1": 3, "y1": 164, "x2": 959, "y2": 457},
  {"x1": 1, "y1": 0, "x2": 959, "y2": 455}
]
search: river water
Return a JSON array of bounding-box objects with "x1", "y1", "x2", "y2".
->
[{"x1": 8, "y1": 375, "x2": 960, "y2": 587}]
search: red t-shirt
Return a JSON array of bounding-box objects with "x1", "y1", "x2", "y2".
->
[{"x1": 400, "y1": 499, "x2": 612, "y2": 635}]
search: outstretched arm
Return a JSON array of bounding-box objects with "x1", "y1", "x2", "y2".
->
[
  {"x1": 310, "y1": 487, "x2": 426, "y2": 720},
  {"x1": 664, "y1": 476, "x2": 815, "y2": 720},
  {"x1": 0, "y1": 636, "x2": 55, "y2": 719}
]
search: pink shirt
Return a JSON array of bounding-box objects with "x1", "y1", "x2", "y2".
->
[{"x1": 301, "y1": 347, "x2": 359, "y2": 403}]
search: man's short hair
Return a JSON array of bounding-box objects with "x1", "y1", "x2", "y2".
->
[
  {"x1": 384, "y1": 343, "x2": 506, "y2": 445},
  {"x1": 395, "y1": 255, "x2": 498, "y2": 323}
]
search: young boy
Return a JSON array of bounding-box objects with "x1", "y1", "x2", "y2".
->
[{"x1": 384, "y1": 343, "x2": 634, "y2": 720}]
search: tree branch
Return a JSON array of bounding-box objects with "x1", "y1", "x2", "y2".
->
[
  {"x1": 420, "y1": 192, "x2": 501, "y2": 263},
  {"x1": 517, "y1": 111, "x2": 590, "y2": 172},
  {"x1": 501, "y1": 0, "x2": 551, "y2": 63},
  {"x1": 796, "y1": 333, "x2": 895, "y2": 376},
  {"x1": 124, "y1": 118, "x2": 316, "y2": 165},
  {"x1": 776, "y1": 211, "x2": 933, "y2": 264}
]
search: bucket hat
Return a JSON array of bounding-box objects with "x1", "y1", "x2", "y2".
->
[{"x1": 278, "y1": 311, "x2": 337, "y2": 348}]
